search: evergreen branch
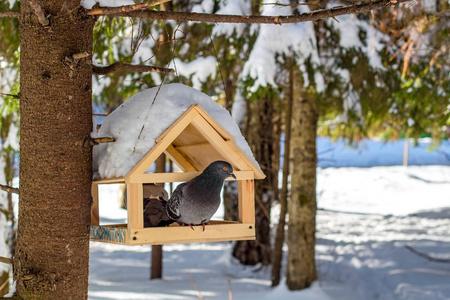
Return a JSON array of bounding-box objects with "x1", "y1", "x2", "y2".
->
[
  {"x1": 0, "y1": 10, "x2": 19, "y2": 18},
  {"x1": 0, "y1": 92, "x2": 20, "y2": 99},
  {"x1": 405, "y1": 245, "x2": 450, "y2": 263},
  {"x1": 87, "y1": 0, "x2": 172, "y2": 16},
  {"x1": 100, "y1": 0, "x2": 412, "y2": 24},
  {"x1": 28, "y1": 0, "x2": 49, "y2": 26},
  {"x1": 0, "y1": 184, "x2": 19, "y2": 195},
  {"x1": 93, "y1": 62, "x2": 175, "y2": 75}
]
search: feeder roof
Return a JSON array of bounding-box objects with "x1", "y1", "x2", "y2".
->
[{"x1": 93, "y1": 83, "x2": 262, "y2": 180}]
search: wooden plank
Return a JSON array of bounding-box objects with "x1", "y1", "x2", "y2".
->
[
  {"x1": 93, "y1": 177, "x2": 126, "y2": 184},
  {"x1": 194, "y1": 105, "x2": 265, "y2": 180},
  {"x1": 164, "y1": 144, "x2": 197, "y2": 172},
  {"x1": 127, "y1": 183, "x2": 144, "y2": 233},
  {"x1": 91, "y1": 183, "x2": 100, "y2": 226},
  {"x1": 156, "y1": 104, "x2": 199, "y2": 143},
  {"x1": 176, "y1": 143, "x2": 223, "y2": 170},
  {"x1": 190, "y1": 115, "x2": 249, "y2": 171},
  {"x1": 90, "y1": 225, "x2": 128, "y2": 245},
  {"x1": 194, "y1": 105, "x2": 233, "y2": 141},
  {"x1": 171, "y1": 123, "x2": 208, "y2": 147},
  {"x1": 174, "y1": 142, "x2": 211, "y2": 150},
  {"x1": 125, "y1": 107, "x2": 199, "y2": 179},
  {"x1": 239, "y1": 180, "x2": 255, "y2": 224},
  {"x1": 225, "y1": 141, "x2": 266, "y2": 180},
  {"x1": 127, "y1": 171, "x2": 253, "y2": 183},
  {"x1": 129, "y1": 223, "x2": 255, "y2": 245}
]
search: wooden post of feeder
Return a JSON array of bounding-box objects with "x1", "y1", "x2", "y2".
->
[
  {"x1": 127, "y1": 182, "x2": 144, "y2": 242},
  {"x1": 238, "y1": 179, "x2": 255, "y2": 224}
]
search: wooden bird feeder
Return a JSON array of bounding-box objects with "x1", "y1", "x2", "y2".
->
[{"x1": 90, "y1": 104, "x2": 265, "y2": 245}]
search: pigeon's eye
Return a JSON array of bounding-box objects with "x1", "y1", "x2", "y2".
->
[{"x1": 223, "y1": 167, "x2": 228, "y2": 171}]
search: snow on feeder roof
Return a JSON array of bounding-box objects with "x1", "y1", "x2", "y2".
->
[{"x1": 92, "y1": 83, "x2": 262, "y2": 180}]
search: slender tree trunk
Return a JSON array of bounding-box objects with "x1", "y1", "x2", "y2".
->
[
  {"x1": 233, "y1": 89, "x2": 281, "y2": 266},
  {"x1": 14, "y1": 2, "x2": 94, "y2": 298},
  {"x1": 271, "y1": 65, "x2": 294, "y2": 286},
  {"x1": 286, "y1": 68, "x2": 318, "y2": 290},
  {"x1": 151, "y1": 154, "x2": 165, "y2": 280}
]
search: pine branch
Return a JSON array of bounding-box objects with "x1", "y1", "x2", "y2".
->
[
  {"x1": 0, "y1": 184, "x2": 19, "y2": 195},
  {"x1": 405, "y1": 245, "x2": 450, "y2": 263},
  {"x1": 93, "y1": 62, "x2": 175, "y2": 75},
  {"x1": 87, "y1": 0, "x2": 172, "y2": 16},
  {"x1": 99, "y1": 0, "x2": 411, "y2": 24},
  {"x1": 28, "y1": 0, "x2": 49, "y2": 26},
  {"x1": 0, "y1": 10, "x2": 19, "y2": 18}
]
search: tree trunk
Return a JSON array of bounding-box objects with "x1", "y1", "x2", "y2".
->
[
  {"x1": 232, "y1": 89, "x2": 281, "y2": 266},
  {"x1": 14, "y1": 2, "x2": 94, "y2": 299},
  {"x1": 271, "y1": 65, "x2": 294, "y2": 286},
  {"x1": 151, "y1": 154, "x2": 165, "y2": 280},
  {"x1": 286, "y1": 68, "x2": 318, "y2": 290}
]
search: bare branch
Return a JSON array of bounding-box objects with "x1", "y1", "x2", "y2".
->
[
  {"x1": 406, "y1": 245, "x2": 450, "y2": 263},
  {"x1": 0, "y1": 256, "x2": 12, "y2": 265},
  {"x1": 103, "y1": 0, "x2": 411, "y2": 24},
  {"x1": 28, "y1": 0, "x2": 49, "y2": 26},
  {"x1": 72, "y1": 52, "x2": 91, "y2": 60},
  {"x1": 89, "y1": 137, "x2": 116, "y2": 146},
  {"x1": 87, "y1": 0, "x2": 172, "y2": 16},
  {"x1": 0, "y1": 92, "x2": 20, "y2": 99},
  {"x1": 0, "y1": 184, "x2": 19, "y2": 195},
  {"x1": 93, "y1": 62, "x2": 175, "y2": 75},
  {"x1": 0, "y1": 10, "x2": 20, "y2": 18}
]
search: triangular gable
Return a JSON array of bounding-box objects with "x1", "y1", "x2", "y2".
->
[{"x1": 124, "y1": 104, "x2": 265, "y2": 182}]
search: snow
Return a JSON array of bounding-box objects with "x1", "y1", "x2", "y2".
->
[
  {"x1": 212, "y1": 0, "x2": 251, "y2": 37},
  {"x1": 316, "y1": 137, "x2": 450, "y2": 168},
  {"x1": 169, "y1": 57, "x2": 217, "y2": 90},
  {"x1": 241, "y1": 1, "x2": 319, "y2": 92},
  {"x1": 88, "y1": 141, "x2": 450, "y2": 300},
  {"x1": 92, "y1": 83, "x2": 259, "y2": 179}
]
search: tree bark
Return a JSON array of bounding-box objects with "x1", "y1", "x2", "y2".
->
[
  {"x1": 15, "y1": 1, "x2": 94, "y2": 299},
  {"x1": 233, "y1": 89, "x2": 281, "y2": 266},
  {"x1": 286, "y1": 68, "x2": 318, "y2": 290},
  {"x1": 151, "y1": 154, "x2": 165, "y2": 280}
]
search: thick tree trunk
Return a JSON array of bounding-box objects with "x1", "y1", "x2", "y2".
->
[
  {"x1": 286, "y1": 68, "x2": 318, "y2": 290},
  {"x1": 232, "y1": 89, "x2": 281, "y2": 266},
  {"x1": 15, "y1": 2, "x2": 94, "y2": 299}
]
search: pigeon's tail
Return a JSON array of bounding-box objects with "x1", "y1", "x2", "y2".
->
[
  {"x1": 142, "y1": 184, "x2": 173, "y2": 227},
  {"x1": 143, "y1": 197, "x2": 174, "y2": 227}
]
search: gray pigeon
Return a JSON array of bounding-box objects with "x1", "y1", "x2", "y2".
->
[{"x1": 166, "y1": 160, "x2": 236, "y2": 231}]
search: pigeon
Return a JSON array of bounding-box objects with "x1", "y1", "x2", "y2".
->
[
  {"x1": 142, "y1": 184, "x2": 174, "y2": 227},
  {"x1": 166, "y1": 160, "x2": 236, "y2": 231}
]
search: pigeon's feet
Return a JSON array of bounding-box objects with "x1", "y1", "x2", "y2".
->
[
  {"x1": 189, "y1": 224, "x2": 195, "y2": 231},
  {"x1": 201, "y1": 222, "x2": 211, "y2": 232}
]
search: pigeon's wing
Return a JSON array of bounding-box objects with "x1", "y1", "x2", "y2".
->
[{"x1": 166, "y1": 182, "x2": 187, "y2": 221}]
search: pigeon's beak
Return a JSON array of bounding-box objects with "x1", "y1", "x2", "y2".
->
[{"x1": 228, "y1": 172, "x2": 236, "y2": 179}]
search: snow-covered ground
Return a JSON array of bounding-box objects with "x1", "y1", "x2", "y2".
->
[{"x1": 89, "y1": 163, "x2": 450, "y2": 300}]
